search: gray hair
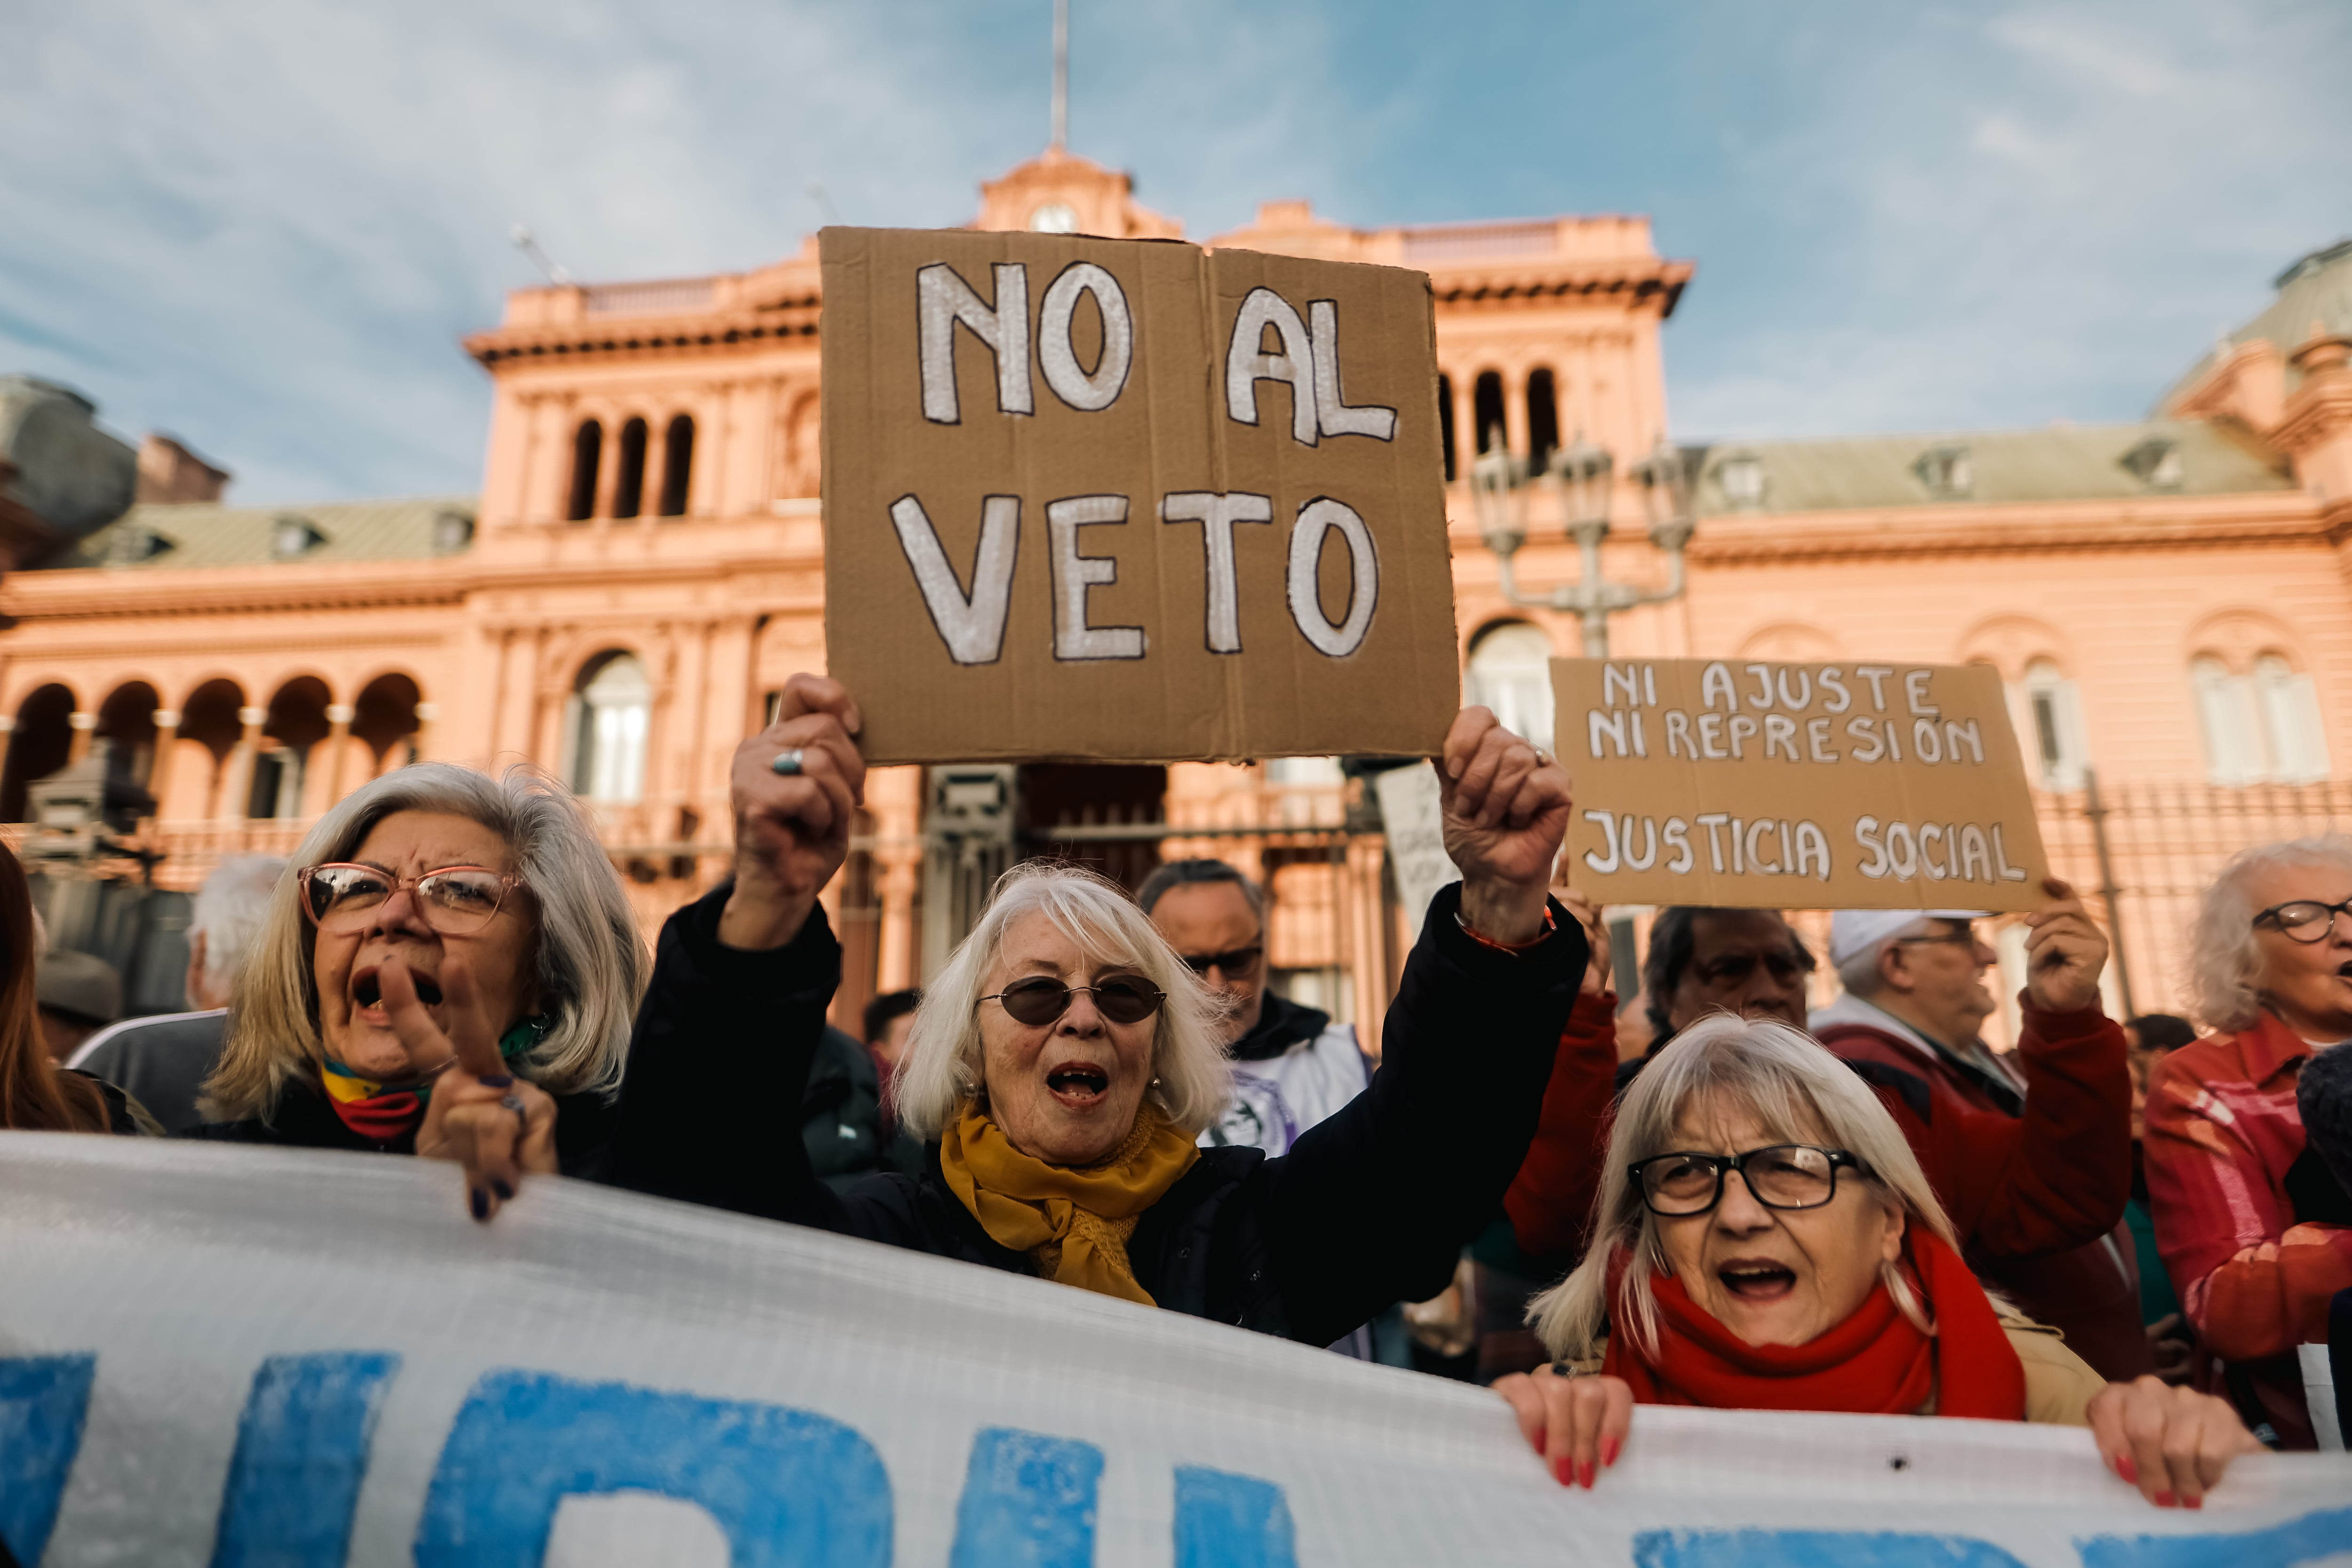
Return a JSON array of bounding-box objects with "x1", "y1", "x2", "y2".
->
[
  {"x1": 1528, "y1": 1014, "x2": 1958, "y2": 1364},
  {"x1": 891, "y1": 861, "x2": 1232, "y2": 1144},
  {"x1": 203, "y1": 762, "x2": 648, "y2": 1121},
  {"x1": 2188, "y1": 835, "x2": 2352, "y2": 1033},
  {"x1": 1833, "y1": 916, "x2": 1931, "y2": 999},
  {"x1": 1136, "y1": 857, "x2": 1267, "y2": 920},
  {"x1": 191, "y1": 855, "x2": 289, "y2": 1001}
]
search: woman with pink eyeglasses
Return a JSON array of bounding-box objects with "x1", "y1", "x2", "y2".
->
[{"x1": 186, "y1": 764, "x2": 646, "y2": 1221}]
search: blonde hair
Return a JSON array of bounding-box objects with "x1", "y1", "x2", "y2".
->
[
  {"x1": 1528, "y1": 1014, "x2": 1958, "y2": 1363},
  {"x1": 890, "y1": 861, "x2": 1231, "y2": 1144},
  {"x1": 2188, "y1": 835, "x2": 2352, "y2": 1033},
  {"x1": 201, "y1": 763, "x2": 647, "y2": 1122}
]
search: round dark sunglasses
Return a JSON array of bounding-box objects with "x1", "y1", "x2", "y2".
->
[{"x1": 981, "y1": 975, "x2": 1167, "y2": 1027}]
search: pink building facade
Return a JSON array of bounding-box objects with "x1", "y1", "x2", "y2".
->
[{"x1": 3, "y1": 155, "x2": 2348, "y2": 1032}]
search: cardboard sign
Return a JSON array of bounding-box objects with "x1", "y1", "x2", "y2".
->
[
  {"x1": 821, "y1": 227, "x2": 1460, "y2": 764},
  {"x1": 1557, "y1": 658, "x2": 2050, "y2": 911},
  {"x1": 1371, "y1": 761, "x2": 1460, "y2": 941}
]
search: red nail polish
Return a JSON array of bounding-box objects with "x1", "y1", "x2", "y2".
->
[
  {"x1": 1578, "y1": 1459, "x2": 1596, "y2": 1489},
  {"x1": 2153, "y1": 1491, "x2": 2175, "y2": 1508},
  {"x1": 1528, "y1": 1430, "x2": 1544, "y2": 1455},
  {"x1": 1554, "y1": 1457, "x2": 1572, "y2": 1487},
  {"x1": 2115, "y1": 1454, "x2": 2137, "y2": 1484},
  {"x1": 1601, "y1": 1436, "x2": 1621, "y2": 1468},
  {"x1": 2183, "y1": 1496, "x2": 2203, "y2": 1511}
]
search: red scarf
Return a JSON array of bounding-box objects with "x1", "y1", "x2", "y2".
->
[{"x1": 1599, "y1": 1229, "x2": 2025, "y2": 1420}]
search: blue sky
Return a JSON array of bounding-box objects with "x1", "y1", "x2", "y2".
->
[{"x1": 3, "y1": 0, "x2": 2345, "y2": 504}]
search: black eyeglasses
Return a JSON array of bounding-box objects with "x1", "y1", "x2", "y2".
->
[
  {"x1": 2253, "y1": 899, "x2": 2352, "y2": 944},
  {"x1": 1629, "y1": 1144, "x2": 1865, "y2": 1217},
  {"x1": 981, "y1": 976, "x2": 1167, "y2": 1027},
  {"x1": 1178, "y1": 945, "x2": 1263, "y2": 980}
]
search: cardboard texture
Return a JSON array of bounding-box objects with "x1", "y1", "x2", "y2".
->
[
  {"x1": 1556, "y1": 657, "x2": 2051, "y2": 911},
  {"x1": 821, "y1": 226, "x2": 1460, "y2": 765}
]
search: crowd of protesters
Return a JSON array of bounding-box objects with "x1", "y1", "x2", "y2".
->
[{"x1": 3, "y1": 669, "x2": 2348, "y2": 1504}]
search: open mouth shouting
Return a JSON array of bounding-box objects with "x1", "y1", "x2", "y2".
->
[
  {"x1": 351, "y1": 963, "x2": 443, "y2": 1024},
  {"x1": 1044, "y1": 1062, "x2": 1112, "y2": 1110},
  {"x1": 1715, "y1": 1257, "x2": 1798, "y2": 1303}
]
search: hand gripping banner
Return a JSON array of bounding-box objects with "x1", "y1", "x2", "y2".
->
[{"x1": 0, "y1": 1135, "x2": 2344, "y2": 1566}]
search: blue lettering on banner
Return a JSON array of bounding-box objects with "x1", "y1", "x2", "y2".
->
[
  {"x1": 0, "y1": 1353, "x2": 96, "y2": 1566},
  {"x1": 1635, "y1": 1530, "x2": 2030, "y2": 1567},
  {"x1": 210, "y1": 1352, "x2": 401, "y2": 1568},
  {"x1": 1175, "y1": 1465, "x2": 1298, "y2": 1568},
  {"x1": 2076, "y1": 1506, "x2": 2352, "y2": 1567},
  {"x1": 412, "y1": 1369, "x2": 892, "y2": 1568},
  {"x1": 948, "y1": 1427, "x2": 1104, "y2": 1568}
]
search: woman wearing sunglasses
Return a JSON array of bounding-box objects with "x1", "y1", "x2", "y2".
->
[
  {"x1": 2144, "y1": 835, "x2": 2352, "y2": 1449},
  {"x1": 187, "y1": 764, "x2": 647, "y2": 1220},
  {"x1": 1496, "y1": 1016, "x2": 2261, "y2": 1509},
  {"x1": 609, "y1": 673, "x2": 1585, "y2": 1346}
]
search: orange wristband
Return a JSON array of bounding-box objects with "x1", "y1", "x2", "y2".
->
[{"x1": 1454, "y1": 903, "x2": 1557, "y2": 955}]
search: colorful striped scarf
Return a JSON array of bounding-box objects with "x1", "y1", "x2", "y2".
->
[{"x1": 320, "y1": 1018, "x2": 549, "y2": 1144}]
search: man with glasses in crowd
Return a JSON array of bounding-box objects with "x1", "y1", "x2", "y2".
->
[
  {"x1": 1138, "y1": 859, "x2": 1373, "y2": 1159},
  {"x1": 1812, "y1": 891, "x2": 2148, "y2": 1381}
]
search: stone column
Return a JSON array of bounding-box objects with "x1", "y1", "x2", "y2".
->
[
  {"x1": 66, "y1": 710, "x2": 95, "y2": 765},
  {"x1": 222, "y1": 706, "x2": 267, "y2": 821},
  {"x1": 322, "y1": 703, "x2": 355, "y2": 807},
  {"x1": 148, "y1": 709, "x2": 181, "y2": 820},
  {"x1": 412, "y1": 702, "x2": 438, "y2": 764},
  {"x1": 1451, "y1": 376, "x2": 1476, "y2": 476}
]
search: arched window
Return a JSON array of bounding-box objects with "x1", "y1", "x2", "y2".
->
[
  {"x1": 1437, "y1": 374, "x2": 1455, "y2": 482},
  {"x1": 2254, "y1": 654, "x2": 2329, "y2": 782},
  {"x1": 567, "y1": 420, "x2": 602, "y2": 522},
  {"x1": 1526, "y1": 369, "x2": 1559, "y2": 472},
  {"x1": 1, "y1": 684, "x2": 76, "y2": 822},
  {"x1": 570, "y1": 653, "x2": 652, "y2": 803},
  {"x1": 659, "y1": 415, "x2": 695, "y2": 517},
  {"x1": 612, "y1": 418, "x2": 648, "y2": 519},
  {"x1": 1472, "y1": 373, "x2": 1506, "y2": 455},
  {"x1": 1464, "y1": 622, "x2": 1556, "y2": 754},
  {"x1": 2021, "y1": 660, "x2": 2088, "y2": 788},
  {"x1": 2192, "y1": 656, "x2": 2265, "y2": 786}
]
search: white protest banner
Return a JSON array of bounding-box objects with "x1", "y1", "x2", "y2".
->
[
  {"x1": 2, "y1": 1135, "x2": 2344, "y2": 1567},
  {"x1": 820, "y1": 227, "x2": 1460, "y2": 766},
  {"x1": 1556, "y1": 657, "x2": 2052, "y2": 911}
]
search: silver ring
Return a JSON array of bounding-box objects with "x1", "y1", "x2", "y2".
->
[
  {"x1": 501, "y1": 1092, "x2": 526, "y2": 1124},
  {"x1": 770, "y1": 748, "x2": 805, "y2": 776}
]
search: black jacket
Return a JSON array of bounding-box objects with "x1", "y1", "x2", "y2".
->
[
  {"x1": 609, "y1": 881, "x2": 1581, "y2": 1346},
  {"x1": 803, "y1": 1023, "x2": 925, "y2": 1190},
  {"x1": 181, "y1": 1076, "x2": 618, "y2": 1179}
]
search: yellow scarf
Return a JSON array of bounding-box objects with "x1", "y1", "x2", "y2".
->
[{"x1": 938, "y1": 1099, "x2": 1200, "y2": 1306}]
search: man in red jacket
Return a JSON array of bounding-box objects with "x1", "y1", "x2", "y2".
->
[
  {"x1": 1507, "y1": 883, "x2": 2142, "y2": 1378},
  {"x1": 1811, "y1": 889, "x2": 2146, "y2": 1380}
]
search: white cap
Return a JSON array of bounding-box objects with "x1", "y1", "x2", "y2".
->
[{"x1": 1828, "y1": 908, "x2": 1989, "y2": 969}]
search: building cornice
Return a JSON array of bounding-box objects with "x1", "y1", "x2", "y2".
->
[{"x1": 1681, "y1": 492, "x2": 2328, "y2": 565}]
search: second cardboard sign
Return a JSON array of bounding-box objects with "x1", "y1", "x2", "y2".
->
[
  {"x1": 1555, "y1": 657, "x2": 2052, "y2": 911},
  {"x1": 822, "y1": 226, "x2": 1460, "y2": 765}
]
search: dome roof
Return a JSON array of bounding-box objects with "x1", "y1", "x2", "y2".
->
[{"x1": 2159, "y1": 238, "x2": 2352, "y2": 413}]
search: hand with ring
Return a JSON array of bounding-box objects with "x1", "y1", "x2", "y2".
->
[{"x1": 725, "y1": 673, "x2": 867, "y2": 952}]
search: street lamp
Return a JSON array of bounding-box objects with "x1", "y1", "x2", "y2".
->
[{"x1": 1471, "y1": 429, "x2": 1698, "y2": 659}]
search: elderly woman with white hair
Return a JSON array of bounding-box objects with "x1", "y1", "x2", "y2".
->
[
  {"x1": 186, "y1": 764, "x2": 649, "y2": 1221},
  {"x1": 608, "y1": 674, "x2": 1584, "y2": 1344},
  {"x1": 2144, "y1": 834, "x2": 2352, "y2": 1449},
  {"x1": 1495, "y1": 1016, "x2": 2260, "y2": 1508}
]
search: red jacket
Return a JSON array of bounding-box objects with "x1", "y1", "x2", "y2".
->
[
  {"x1": 1504, "y1": 992, "x2": 2142, "y2": 1376},
  {"x1": 1814, "y1": 1002, "x2": 2145, "y2": 1383},
  {"x1": 1503, "y1": 988, "x2": 1623, "y2": 1259},
  {"x1": 2144, "y1": 1012, "x2": 2352, "y2": 1447}
]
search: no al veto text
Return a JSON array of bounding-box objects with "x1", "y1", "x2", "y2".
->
[
  {"x1": 895, "y1": 262, "x2": 1398, "y2": 667},
  {"x1": 1581, "y1": 811, "x2": 2032, "y2": 887}
]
